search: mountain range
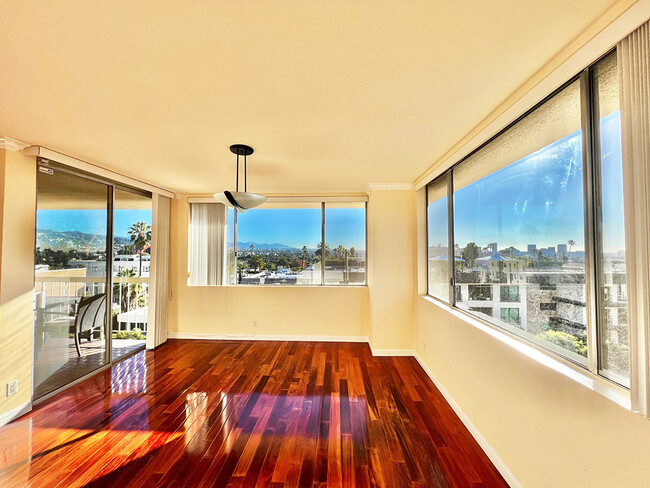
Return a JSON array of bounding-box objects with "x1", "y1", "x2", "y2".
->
[
  {"x1": 37, "y1": 229, "x2": 131, "y2": 252},
  {"x1": 234, "y1": 241, "x2": 299, "y2": 251}
]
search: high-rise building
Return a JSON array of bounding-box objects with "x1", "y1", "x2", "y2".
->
[
  {"x1": 527, "y1": 244, "x2": 537, "y2": 253},
  {"x1": 558, "y1": 243, "x2": 568, "y2": 255}
]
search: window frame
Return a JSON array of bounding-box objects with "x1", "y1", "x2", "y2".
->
[
  {"x1": 226, "y1": 199, "x2": 367, "y2": 287},
  {"x1": 424, "y1": 49, "x2": 629, "y2": 388}
]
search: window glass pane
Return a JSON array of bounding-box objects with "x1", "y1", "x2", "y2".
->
[
  {"x1": 231, "y1": 204, "x2": 322, "y2": 285},
  {"x1": 113, "y1": 189, "x2": 151, "y2": 360},
  {"x1": 324, "y1": 203, "x2": 366, "y2": 285},
  {"x1": 34, "y1": 168, "x2": 109, "y2": 398},
  {"x1": 453, "y1": 80, "x2": 588, "y2": 365},
  {"x1": 593, "y1": 52, "x2": 630, "y2": 387},
  {"x1": 427, "y1": 176, "x2": 450, "y2": 301},
  {"x1": 226, "y1": 208, "x2": 236, "y2": 285}
]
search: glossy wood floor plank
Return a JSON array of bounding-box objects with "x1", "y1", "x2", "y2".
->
[{"x1": 0, "y1": 340, "x2": 509, "y2": 487}]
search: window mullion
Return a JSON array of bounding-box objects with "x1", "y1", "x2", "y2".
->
[
  {"x1": 579, "y1": 68, "x2": 600, "y2": 375},
  {"x1": 447, "y1": 172, "x2": 456, "y2": 306},
  {"x1": 321, "y1": 202, "x2": 325, "y2": 286}
]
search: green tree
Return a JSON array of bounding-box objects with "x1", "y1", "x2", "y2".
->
[
  {"x1": 536, "y1": 330, "x2": 587, "y2": 357},
  {"x1": 302, "y1": 246, "x2": 308, "y2": 262},
  {"x1": 113, "y1": 268, "x2": 141, "y2": 314},
  {"x1": 335, "y1": 245, "x2": 346, "y2": 259},
  {"x1": 128, "y1": 221, "x2": 151, "y2": 276},
  {"x1": 249, "y1": 254, "x2": 264, "y2": 271},
  {"x1": 315, "y1": 242, "x2": 330, "y2": 259},
  {"x1": 349, "y1": 247, "x2": 356, "y2": 257},
  {"x1": 567, "y1": 239, "x2": 576, "y2": 258},
  {"x1": 461, "y1": 242, "x2": 480, "y2": 267}
]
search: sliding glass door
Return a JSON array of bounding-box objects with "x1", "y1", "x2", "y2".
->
[
  {"x1": 34, "y1": 166, "x2": 111, "y2": 398},
  {"x1": 112, "y1": 189, "x2": 152, "y2": 361},
  {"x1": 33, "y1": 162, "x2": 153, "y2": 399}
]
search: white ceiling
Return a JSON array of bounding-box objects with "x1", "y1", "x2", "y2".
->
[{"x1": 0, "y1": 1, "x2": 622, "y2": 194}]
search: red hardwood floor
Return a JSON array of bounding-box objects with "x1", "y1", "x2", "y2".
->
[{"x1": 0, "y1": 340, "x2": 509, "y2": 487}]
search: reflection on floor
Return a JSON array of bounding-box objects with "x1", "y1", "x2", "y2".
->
[
  {"x1": 2, "y1": 340, "x2": 509, "y2": 487},
  {"x1": 34, "y1": 338, "x2": 145, "y2": 399}
]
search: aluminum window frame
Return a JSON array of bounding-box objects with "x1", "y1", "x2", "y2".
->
[
  {"x1": 424, "y1": 48, "x2": 629, "y2": 387},
  {"x1": 228, "y1": 200, "x2": 367, "y2": 287}
]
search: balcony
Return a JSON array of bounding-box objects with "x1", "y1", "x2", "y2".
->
[{"x1": 33, "y1": 275, "x2": 148, "y2": 398}]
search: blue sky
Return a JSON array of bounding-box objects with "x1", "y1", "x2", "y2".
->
[
  {"x1": 37, "y1": 209, "x2": 152, "y2": 239},
  {"x1": 236, "y1": 207, "x2": 365, "y2": 249},
  {"x1": 428, "y1": 112, "x2": 625, "y2": 253}
]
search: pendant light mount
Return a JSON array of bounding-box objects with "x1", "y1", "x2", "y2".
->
[
  {"x1": 213, "y1": 143, "x2": 267, "y2": 212},
  {"x1": 230, "y1": 144, "x2": 254, "y2": 156}
]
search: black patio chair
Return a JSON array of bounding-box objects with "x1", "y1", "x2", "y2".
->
[{"x1": 72, "y1": 293, "x2": 106, "y2": 357}]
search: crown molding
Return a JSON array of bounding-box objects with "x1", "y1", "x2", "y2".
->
[
  {"x1": 366, "y1": 183, "x2": 414, "y2": 192},
  {"x1": 0, "y1": 136, "x2": 29, "y2": 151}
]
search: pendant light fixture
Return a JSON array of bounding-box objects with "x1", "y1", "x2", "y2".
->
[{"x1": 213, "y1": 144, "x2": 267, "y2": 212}]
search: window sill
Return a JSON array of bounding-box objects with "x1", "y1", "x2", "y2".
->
[{"x1": 419, "y1": 294, "x2": 631, "y2": 411}]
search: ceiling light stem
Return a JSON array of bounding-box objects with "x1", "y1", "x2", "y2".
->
[
  {"x1": 244, "y1": 154, "x2": 247, "y2": 192},
  {"x1": 236, "y1": 153, "x2": 240, "y2": 192}
]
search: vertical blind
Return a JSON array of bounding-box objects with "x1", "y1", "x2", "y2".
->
[
  {"x1": 189, "y1": 203, "x2": 226, "y2": 286},
  {"x1": 148, "y1": 194, "x2": 171, "y2": 349},
  {"x1": 618, "y1": 20, "x2": 650, "y2": 415}
]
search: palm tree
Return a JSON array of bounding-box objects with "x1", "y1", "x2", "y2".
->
[
  {"x1": 250, "y1": 243, "x2": 255, "y2": 253},
  {"x1": 128, "y1": 221, "x2": 151, "y2": 276},
  {"x1": 315, "y1": 242, "x2": 330, "y2": 259},
  {"x1": 349, "y1": 247, "x2": 356, "y2": 257},
  {"x1": 335, "y1": 245, "x2": 346, "y2": 259},
  {"x1": 567, "y1": 239, "x2": 576, "y2": 258},
  {"x1": 114, "y1": 268, "x2": 139, "y2": 313},
  {"x1": 302, "y1": 246, "x2": 308, "y2": 260}
]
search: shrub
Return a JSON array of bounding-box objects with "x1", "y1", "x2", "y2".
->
[
  {"x1": 536, "y1": 330, "x2": 587, "y2": 357},
  {"x1": 112, "y1": 329, "x2": 146, "y2": 340}
]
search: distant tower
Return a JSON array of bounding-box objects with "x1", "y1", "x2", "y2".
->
[
  {"x1": 557, "y1": 243, "x2": 568, "y2": 255},
  {"x1": 527, "y1": 244, "x2": 537, "y2": 253},
  {"x1": 489, "y1": 242, "x2": 498, "y2": 254}
]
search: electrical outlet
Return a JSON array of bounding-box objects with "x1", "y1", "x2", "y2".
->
[
  {"x1": 252, "y1": 320, "x2": 258, "y2": 328},
  {"x1": 7, "y1": 380, "x2": 18, "y2": 397}
]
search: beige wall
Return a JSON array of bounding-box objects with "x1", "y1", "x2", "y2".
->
[
  {"x1": 367, "y1": 189, "x2": 416, "y2": 352},
  {"x1": 413, "y1": 187, "x2": 650, "y2": 488},
  {"x1": 0, "y1": 149, "x2": 36, "y2": 417},
  {"x1": 168, "y1": 196, "x2": 369, "y2": 339},
  {"x1": 414, "y1": 297, "x2": 650, "y2": 488}
]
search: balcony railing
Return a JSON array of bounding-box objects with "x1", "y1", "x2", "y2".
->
[{"x1": 34, "y1": 275, "x2": 149, "y2": 334}]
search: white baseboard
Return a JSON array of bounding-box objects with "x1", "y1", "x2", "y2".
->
[
  {"x1": 0, "y1": 401, "x2": 32, "y2": 427},
  {"x1": 167, "y1": 332, "x2": 369, "y2": 343},
  {"x1": 371, "y1": 349, "x2": 414, "y2": 356},
  {"x1": 368, "y1": 343, "x2": 416, "y2": 356},
  {"x1": 413, "y1": 352, "x2": 522, "y2": 488}
]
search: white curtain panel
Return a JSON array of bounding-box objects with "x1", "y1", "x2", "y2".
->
[
  {"x1": 147, "y1": 194, "x2": 171, "y2": 349},
  {"x1": 189, "y1": 203, "x2": 226, "y2": 286},
  {"x1": 618, "y1": 21, "x2": 650, "y2": 416}
]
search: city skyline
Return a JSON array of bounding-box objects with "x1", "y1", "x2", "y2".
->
[{"x1": 428, "y1": 112, "x2": 625, "y2": 254}]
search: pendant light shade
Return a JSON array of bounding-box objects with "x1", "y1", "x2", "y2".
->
[{"x1": 213, "y1": 144, "x2": 267, "y2": 212}]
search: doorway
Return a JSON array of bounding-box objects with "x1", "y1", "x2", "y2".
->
[{"x1": 33, "y1": 161, "x2": 152, "y2": 399}]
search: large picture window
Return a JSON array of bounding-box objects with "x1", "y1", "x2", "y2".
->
[
  {"x1": 425, "y1": 50, "x2": 630, "y2": 387},
  {"x1": 190, "y1": 199, "x2": 367, "y2": 286}
]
